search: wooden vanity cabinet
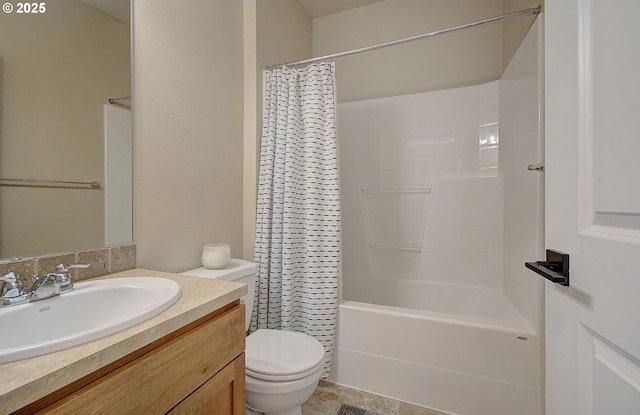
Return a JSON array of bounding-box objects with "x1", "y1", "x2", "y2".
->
[{"x1": 18, "y1": 302, "x2": 246, "y2": 415}]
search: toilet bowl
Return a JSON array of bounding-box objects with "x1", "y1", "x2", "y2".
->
[
  {"x1": 181, "y1": 259, "x2": 325, "y2": 415},
  {"x1": 245, "y1": 328, "x2": 324, "y2": 415}
]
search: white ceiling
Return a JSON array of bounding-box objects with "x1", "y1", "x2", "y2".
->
[{"x1": 298, "y1": 0, "x2": 385, "y2": 19}]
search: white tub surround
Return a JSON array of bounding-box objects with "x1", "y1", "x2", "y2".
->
[
  {"x1": 0, "y1": 269, "x2": 246, "y2": 415},
  {"x1": 334, "y1": 16, "x2": 544, "y2": 415},
  {"x1": 342, "y1": 276, "x2": 528, "y2": 328},
  {"x1": 329, "y1": 300, "x2": 540, "y2": 415},
  {"x1": 339, "y1": 81, "x2": 503, "y2": 292}
]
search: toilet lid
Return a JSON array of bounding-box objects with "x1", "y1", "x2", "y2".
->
[{"x1": 246, "y1": 329, "x2": 325, "y2": 381}]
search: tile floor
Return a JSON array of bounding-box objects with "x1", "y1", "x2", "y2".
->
[{"x1": 300, "y1": 380, "x2": 451, "y2": 415}]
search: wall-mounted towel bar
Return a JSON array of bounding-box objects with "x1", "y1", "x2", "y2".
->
[{"x1": 0, "y1": 178, "x2": 101, "y2": 188}]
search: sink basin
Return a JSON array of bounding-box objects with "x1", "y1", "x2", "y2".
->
[{"x1": 0, "y1": 277, "x2": 181, "y2": 363}]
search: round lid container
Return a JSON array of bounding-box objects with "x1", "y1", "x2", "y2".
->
[{"x1": 246, "y1": 329, "x2": 325, "y2": 381}]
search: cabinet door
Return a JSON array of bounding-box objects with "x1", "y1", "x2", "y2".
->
[
  {"x1": 168, "y1": 354, "x2": 245, "y2": 415},
  {"x1": 36, "y1": 305, "x2": 245, "y2": 415}
]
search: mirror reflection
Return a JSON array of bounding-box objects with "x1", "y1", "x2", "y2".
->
[{"x1": 0, "y1": 0, "x2": 131, "y2": 259}]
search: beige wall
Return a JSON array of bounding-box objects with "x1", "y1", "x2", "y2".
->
[
  {"x1": 312, "y1": 0, "x2": 540, "y2": 103},
  {"x1": 242, "y1": 0, "x2": 312, "y2": 259},
  {"x1": 257, "y1": 0, "x2": 312, "y2": 68},
  {"x1": 243, "y1": 0, "x2": 258, "y2": 261},
  {"x1": 133, "y1": 0, "x2": 309, "y2": 270},
  {"x1": 0, "y1": 0, "x2": 130, "y2": 258},
  {"x1": 0, "y1": 1, "x2": 539, "y2": 266},
  {"x1": 133, "y1": 0, "x2": 244, "y2": 272},
  {"x1": 242, "y1": 0, "x2": 541, "y2": 257},
  {"x1": 503, "y1": 0, "x2": 542, "y2": 69},
  {"x1": 313, "y1": 0, "x2": 504, "y2": 102},
  {"x1": 133, "y1": 0, "x2": 539, "y2": 271}
]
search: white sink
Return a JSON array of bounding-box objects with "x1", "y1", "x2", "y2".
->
[{"x1": 0, "y1": 277, "x2": 181, "y2": 363}]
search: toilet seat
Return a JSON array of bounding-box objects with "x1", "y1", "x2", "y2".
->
[{"x1": 246, "y1": 329, "x2": 325, "y2": 382}]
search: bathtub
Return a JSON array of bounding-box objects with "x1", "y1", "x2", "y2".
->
[{"x1": 328, "y1": 276, "x2": 541, "y2": 415}]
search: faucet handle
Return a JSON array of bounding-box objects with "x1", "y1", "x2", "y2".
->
[
  {"x1": 1, "y1": 272, "x2": 25, "y2": 298},
  {"x1": 0, "y1": 272, "x2": 29, "y2": 306},
  {"x1": 53, "y1": 263, "x2": 90, "y2": 293},
  {"x1": 55, "y1": 263, "x2": 91, "y2": 273}
]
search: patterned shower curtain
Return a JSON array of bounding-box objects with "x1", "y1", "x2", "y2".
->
[{"x1": 250, "y1": 62, "x2": 340, "y2": 377}]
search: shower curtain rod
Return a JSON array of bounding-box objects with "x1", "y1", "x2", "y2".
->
[{"x1": 267, "y1": 5, "x2": 542, "y2": 69}]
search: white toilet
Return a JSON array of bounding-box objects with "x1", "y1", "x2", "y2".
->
[{"x1": 181, "y1": 259, "x2": 325, "y2": 415}]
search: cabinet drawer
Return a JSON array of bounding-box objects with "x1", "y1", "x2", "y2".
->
[{"x1": 38, "y1": 304, "x2": 245, "y2": 415}]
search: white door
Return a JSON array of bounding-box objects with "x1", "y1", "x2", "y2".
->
[{"x1": 544, "y1": 0, "x2": 640, "y2": 414}]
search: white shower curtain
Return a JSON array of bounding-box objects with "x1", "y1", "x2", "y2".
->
[{"x1": 250, "y1": 62, "x2": 340, "y2": 377}]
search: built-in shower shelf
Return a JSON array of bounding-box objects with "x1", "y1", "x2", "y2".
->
[
  {"x1": 360, "y1": 186, "x2": 430, "y2": 280},
  {"x1": 361, "y1": 187, "x2": 431, "y2": 194},
  {"x1": 369, "y1": 244, "x2": 421, "y2": 253}
]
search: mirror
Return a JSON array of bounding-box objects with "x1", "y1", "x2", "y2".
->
[{"x1": 0, "y1": 0, "x2": 131, "y2": 259}]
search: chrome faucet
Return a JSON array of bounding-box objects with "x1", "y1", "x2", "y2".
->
[
  {"x1": 0, "y1": 263, "x2": 90, "y2": 307},
  {"x1": 0, "y1": 272, "x2": 29, "y2": 306}
]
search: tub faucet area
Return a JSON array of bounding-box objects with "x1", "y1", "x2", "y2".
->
[{"x1": 0, "y1": 263, "x2": 90, "y2": 307}]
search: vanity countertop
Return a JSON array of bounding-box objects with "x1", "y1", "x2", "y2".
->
[{"x1": 0, "y1": 268, "x2": 247, "y2": 415}]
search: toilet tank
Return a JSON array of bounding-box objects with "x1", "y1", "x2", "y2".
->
[{"x1": 180, "y1": 259, "x2": 256, "y2": 331}]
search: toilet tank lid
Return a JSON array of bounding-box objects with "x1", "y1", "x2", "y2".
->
[{"x1": 180, "y1": 258, "x2": 256, "y2": 281}]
